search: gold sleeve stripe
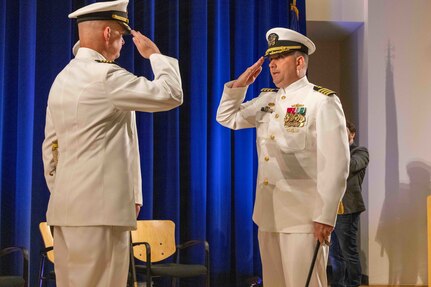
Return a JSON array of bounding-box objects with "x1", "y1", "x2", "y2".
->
[{"x1": 337, "y1": 201, "x2": 345, "y2": 214}]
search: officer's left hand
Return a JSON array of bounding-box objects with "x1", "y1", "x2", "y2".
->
[
  {"x1": 313, "y1": 222, "x2": 333, "y2": 245},
  {"x1": 135, "y1": 204, "x2": 141, "y2": 218}
]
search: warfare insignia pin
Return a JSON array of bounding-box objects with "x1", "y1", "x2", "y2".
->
[
  {"x1": 261, "y1": 106, "x2": 274, "y2": 113},
  {"x1": 284, "y1": 104, "x2": 307, "y2": 128}
]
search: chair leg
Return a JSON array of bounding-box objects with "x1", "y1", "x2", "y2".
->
[
  {"x1": 38, "y1": 256, "x2": 45, "y2": 287},
  {"x1": 147, "y1": 274, "x2": 152, "y2": 287}
]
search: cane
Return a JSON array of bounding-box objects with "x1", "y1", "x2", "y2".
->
[
  {"x1": 129, "y1": 232, "x2": 138, "y2": 287},
  {"x1": 305, "y1": 240, "x2": 320, "y2": 287}
]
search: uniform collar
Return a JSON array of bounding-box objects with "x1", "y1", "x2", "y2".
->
[
  {"x1": 280, "y1": 76, "x2": 309, "y2": 95},
  {"x1": 74, "y1": 47, "x2": 107, "y2": 61}
]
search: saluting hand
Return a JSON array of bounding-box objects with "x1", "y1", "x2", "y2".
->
[
  {"x1": 232, "y1": 57, "x2": 265, "y2": 88},
  {"x1": 131, "y1": 30, "x2": 161, "y2": 59}
]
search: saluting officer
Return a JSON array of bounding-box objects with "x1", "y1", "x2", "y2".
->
[
  {"x1": 42, "y1": 0, "x2": 183, "y2": 286},
  {"x1": 217, "y1": 27, "x2": 349, "y2": 287}
]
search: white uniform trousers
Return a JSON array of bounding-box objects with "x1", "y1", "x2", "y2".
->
[
  {"x1": 258, "y1": 230, "x2": 328, "y2": 287},
  {"x1": 53, "y1": 226, "x2": 130, "y2": 287}
]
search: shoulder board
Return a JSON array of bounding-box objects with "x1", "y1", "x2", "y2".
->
[
  {"x1": 260, "y1": 88, "x2": 279, "y2": 93},
  {"x1": 95, "y1": 59, "x2": 117, "y2": 64},
  {"x1": 313, "y1": 85, "x2": 336, "y2": 96}
]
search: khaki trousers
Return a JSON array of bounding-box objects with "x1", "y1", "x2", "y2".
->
[
  {"x1": 258, "y1": 230, "x2": 328, "y2": 287},
  {"x1": 53, "y1": 226, "x2": 130, "y2": 287}
]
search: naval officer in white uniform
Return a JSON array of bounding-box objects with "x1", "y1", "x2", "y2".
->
[
  {"x1": 42, "y1": 1, "x2": 183, "y2": 286},
  {"x1": 217, "y1": 28, "x2": 349, "y2": 286}
]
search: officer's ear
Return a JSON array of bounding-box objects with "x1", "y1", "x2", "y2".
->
[
  {"x1": 296, "y1": 55, "x2": 305, "y2": 67},
  {"x1": 103, "y1": 26, "x2": 111, "y2": 42},
  {"x1": 295, "y1": 54, "x2": 306, "y2": 77}
]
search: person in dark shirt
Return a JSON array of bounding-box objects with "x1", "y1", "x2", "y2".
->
[{"x1": 329, "y1": 120, "x2": 369, "y2": 287}]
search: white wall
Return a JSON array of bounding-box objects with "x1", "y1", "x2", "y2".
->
[
  {"x1": 307, "y1": 0, "x2": 431, "y2": 284},
  {"x1": 308, "y1": 40, "x2": 342, "y2": 102},
  {"x1": 306, "y1": 0, "x2": 370, "y2": 277},
  {"x1": 367, "y1": 0, "x2": 431, "y2": 284},
  {"x1": 306, "y1": 0, "x2": 364, "y2": 22}
]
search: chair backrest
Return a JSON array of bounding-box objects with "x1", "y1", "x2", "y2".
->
[
  {"x1": 131, "y1": 220, "x2": 176, "y2": 263},
  {"x1": 0, "y1": 247, "x2": 29, "y2": 286},
  {"x1": 39, "y1": 222, "x2": 55, "y2": 263}
]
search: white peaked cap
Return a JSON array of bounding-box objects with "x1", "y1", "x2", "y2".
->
[
  {"x1": 265, "y1": 27, "x2": 316, "y2": 56},
  {"x1": 69, "y1": 0, "x2": 131, "y2": 56}
]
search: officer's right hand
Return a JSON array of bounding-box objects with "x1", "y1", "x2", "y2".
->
[
  {"x1": 313, "y1": 222, "x2": 333, "y2": 245},
  {"x1": 232, "y1": 57, "x2": 264, "y2": 88},
  {"x1": 131, "y1": 30, "x2": 161, "y2": 59}
]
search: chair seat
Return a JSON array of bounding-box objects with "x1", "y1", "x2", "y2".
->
[
  {"x1": 0, "y1": 276, "x2": 25, "y2": 287},
  {"x1": 131, "y1": 221, "x2": 210, "y2": 287},
  {"x1": 136, "y1": 263, "x2": 207, "y2": 278}
]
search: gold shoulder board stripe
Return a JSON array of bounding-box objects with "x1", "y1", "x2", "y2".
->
[
  {"x1": 95, "y1": 59, "x2": 116, "y2": 64},
  {"x1": 313, "y1": 85, "x2": 336, "y2": 96},
  {"x1": 260, "y1": 88, "x2": 279, "y2": 93}
]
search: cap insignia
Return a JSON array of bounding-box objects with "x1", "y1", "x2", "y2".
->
[{"x1": 267, "y1": 33, "x2": 279, "y2": 47}]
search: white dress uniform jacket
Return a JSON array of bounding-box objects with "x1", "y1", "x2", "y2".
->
[
  {"x1": 42, "y1": 48, "x2": 183, "y2": 229},
  {"x1": 217, "y1": 76, "x2": 349, "y2": 233}
]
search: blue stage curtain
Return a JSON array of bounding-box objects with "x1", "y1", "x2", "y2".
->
[{"x1": 0, "y1": 0, "x2": 306, "y2": 285}]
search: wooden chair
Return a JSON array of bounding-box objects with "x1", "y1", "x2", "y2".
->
[
  {"x1": 131, "y1": 220, "x2": 210, "y2": 287},
  {"x1": 37, "y1": 222, "x2": 142, "y2": 287},
  {"x1": 38, "y1": 222, "x2": 55, "y2": 287},
  {"x1": 0, "y1": 247, "x2": 28, "y2": 287}
]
